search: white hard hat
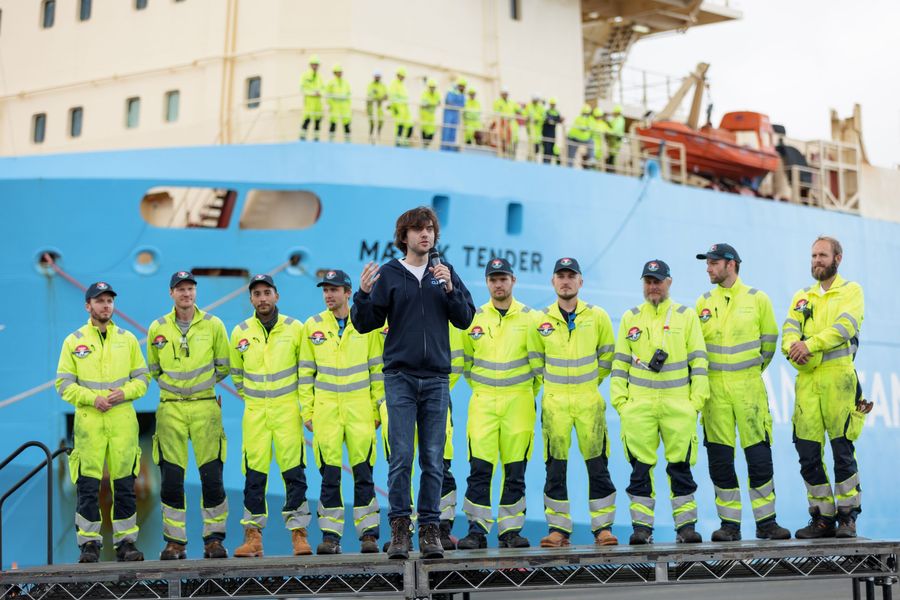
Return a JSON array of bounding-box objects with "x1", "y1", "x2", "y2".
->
[
  {"x1": 532, "y1": 92, "x2": 541, "y2": 100},
  {"x1": 373, "y1": 70, "x2": 382, "y2": 77}
]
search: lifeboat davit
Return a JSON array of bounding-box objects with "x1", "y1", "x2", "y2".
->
[{"x1": 637, "y1": 111, "x2": 781, "y2": 181}]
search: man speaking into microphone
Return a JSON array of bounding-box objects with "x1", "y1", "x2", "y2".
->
[{"x1": 352, "y1": 206, "x2": 475, "y2": 559}]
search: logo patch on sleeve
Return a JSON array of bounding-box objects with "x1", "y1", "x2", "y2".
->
[
  {"x1": 699, "y1": 308, "x2": 712, "y2": 323},
  {"x1": 235, "y1": 339, "x2": 251, "y2": 352},
  {"x1": 469, "y1": 326, "x2": 484, "y2": 340},
  {"x1": 309, "y1": 331, "x2": 326, "y2": 345},
  {"x1": 537, "y1": 322, "x2": 555, "y2": 337},
  {"x1": 626, "y1": 327, "x2": 642, "y2": 341},
  {"x1": 152, "y1": 335, "x2": 168, "y2": 349},
  {"x1": 73, "y1": 344, "x2": 91, "y2": 359}
]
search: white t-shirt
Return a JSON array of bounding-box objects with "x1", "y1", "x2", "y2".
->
[{"x1": 400, "y1": 259, "x2": 428, "y2": 281}]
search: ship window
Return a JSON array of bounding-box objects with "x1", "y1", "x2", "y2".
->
[
  {"x1": 239, "y1": 190, "x2": 321, "y2": 230},
  {"x1": 164, "y1": 90, "x2": 180, "y2": 122},
  {"x1": 32, "y1": 113, "x2": 47, "y2": 144},
  {"x1": 79, "y1": 0, "x2": 91, "y2": 21},
  {"x1": 141, "y1": 187, "x2": 238, "y2": 229},
  {"x1": 69, "y1": 107, "x2": 83, "y2": 138},
  {"x1": 246, "y1": 76, "x2": 261, "y2": 109},
  {"x1": 135, "y1": 0, "x2": 148, "y2": 10},
  {"x1": 432, "y1": 195, "x2": 449, "y2": 227},
  {"x1": 41, "y1": 0, "x2": 55, "y2": 28},
  {"x1": 125, "y1": 97, "x2": 140, "y2": 128},
  {"x1": 510, "y1": 0, "x2": 521, "y2": 21},
  {"x1": 507, "y1": 202, "x2": 523, "y2": 235}
]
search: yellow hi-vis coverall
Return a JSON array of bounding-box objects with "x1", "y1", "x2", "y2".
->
[
  {"x1": 388, "y1": 78, "x2": 413, "y2": 144},
  {"x1": 299, "y1": 309, "x2": 383, "y2": 541},
  {"x1": 376, "y1": 324, "x2": 462, "y2": 523},
  {"x1": 696, "y1": 279, "x2": 780, "y2": 527},
  {"x1": 530, "y1": 301, "x2": 617, "y2": 536},
  {"x1": 611, "y1": 300, "x2": 709, "y2": 532},
  {"x1": 56, "y1": 320, "x2": 149, "y2": 549},
  {"x1": 230, "y1": 313, "x2": 310, "y2": 531},
  {"x1": 147, "y1": 307, "x2": 230, "y2": 545},
  {"x1": 300, "y1": 68, "x2": 324, "y2": 140},
  {"x1": 782, "y1": 274, "x2": 865, "y2": 520},
  {"x1": 461, "y1": 300, "x2": 539, "y2": 537}
]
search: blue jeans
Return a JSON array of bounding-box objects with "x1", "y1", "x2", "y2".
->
[{"x1": 384, "y1": 371, "x2": 450, "y2": 523}]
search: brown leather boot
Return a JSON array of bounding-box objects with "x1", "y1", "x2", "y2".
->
[
  {"x1": 595, "y1": 529, "x2": 618, "y2": 546},
  {"x1": 539, "y1": 531, "x2": 571, "y2": 548},
  {"x1": 291, "y1": 528, "x2": 312, "y2": 556},
  {"x1": 159, "y1": 541, "x2": 187, "y2": 560},
  {"x1": 203, "y1": 539, "x2": 228, "y2": 559},
  {"x1": 233, "y1": 527, "x2": 264, "y2": 557}
]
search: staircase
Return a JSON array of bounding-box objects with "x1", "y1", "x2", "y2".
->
[{"x1": 584, "y1": 22, "x2": 638, "y2": 103}]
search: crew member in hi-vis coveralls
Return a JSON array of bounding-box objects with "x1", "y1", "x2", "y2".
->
[{"x1": 56, "y1": 282, "x2": 149, "y2": 563}]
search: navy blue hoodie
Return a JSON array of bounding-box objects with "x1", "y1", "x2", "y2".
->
[{"x1": 351, "y1": 258, "x2": 475, "y2": 377}]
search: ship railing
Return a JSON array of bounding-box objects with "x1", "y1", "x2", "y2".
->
[{"x1": 224, "y1": 92, "x2": 688, "y2": 183}]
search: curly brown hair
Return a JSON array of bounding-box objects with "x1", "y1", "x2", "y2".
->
[{"x1": 394, "y1": 206, "x2": 440, "y2": 255}]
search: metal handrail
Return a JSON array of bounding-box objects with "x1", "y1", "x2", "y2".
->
[{"x1": 0, "y1": 441, "x2": 71, "y2": 569}]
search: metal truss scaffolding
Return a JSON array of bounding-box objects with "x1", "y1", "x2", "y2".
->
[{"x1": 1, "y1": 539, "x2": 897, "y2": 600}]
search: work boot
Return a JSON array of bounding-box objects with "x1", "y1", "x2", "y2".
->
[
  {"x1": 159, "y1": 541, "x2": 187, "y2": 560},
  {"x1": 115, "y1": 541, "x2": 145, "y2": 562},
  {"x1": 439, "y1": 521, "x2": 457, "y2": 550},
  {"x1": 498, "y1": 531, "x2": 530, "y2": 549},
  {"x1": 203, "y1": 539, "x2": 228, "y2": 558},
  {"x1": 457, "y1": 531, "x2": 487, "y2": 550},
  {"x1": 78, "y1": 542, "x2": 101, "y2": 563},
  {"x1": 756, "y1": 520, "x2": 791, "y2": 540},
  {"x1": 291, "y1": 528, "x2": 313, "y2": 556},
  {"x1": 234, "y1": 527, "x2": 264, "y2": 557},
  {"x1": 795, "y1": 508, "x2": 836, "y2": 539},
  {"x1": 711, "y1": 523, "x2": 742, "y2": 542},
  {"x1": 629, "y1": 526, "x2": 653, "y2": 545},
  {"x1": 387, "y1": 516, "x2": 412, "y2": 559},
  {"x1": 595, "y1": 529, "x2": 618, "y2": 546},
  {"x1": 419, "y1": 523, "x2": 444, "y2": 559},
  {"x1": 836, "y1": 510, "x2": 857, "y2": 539},
  {"x1": 676, "y1": 524, "x2": 702, "y2": 543},
  {"x1": 539, "y1": 531, "x2": 571, "y2": 548},
  {"x1": 360, "y1": 535, "x2": 380, "y2": 553},
  {"x1": 316, "y1": 535, "x2": 342, "y2": 555}
]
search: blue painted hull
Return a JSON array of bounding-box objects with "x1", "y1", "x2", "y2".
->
[{"x1": 1, "y1": 142, "x2": 896, "y2": 565}]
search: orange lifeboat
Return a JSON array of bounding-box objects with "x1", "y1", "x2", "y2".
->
[{"x1": 638, "y1": 111, "x2": 781, "y2": 181}]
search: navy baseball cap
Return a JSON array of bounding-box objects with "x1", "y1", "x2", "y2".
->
[
  {"x1": 485, "y1": 257, "x2": 514, "y2": 277},
  {"x1": 85, "y1": 281, "x2": 117, "y2": 301},
  {"x1": 641, "y1": 259, "x2": 671, "y2": 281},
  {"x1": 169, "y1": 270, "x2": 197, "y2": 289},
  {"x1": 248, "y1": 273, "x2": 277, "y2": 291},
  {"x1": 553, "y1": 257, "x2": 581, "y2": 274},
  {"x1": 696, "y1": 243, "x2": 742, "y2": 263},
  {"x1": 317, "y1": 269, "x2": 352, "y2": 289}
]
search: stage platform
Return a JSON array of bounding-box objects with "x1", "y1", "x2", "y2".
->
[{"x1": 0, "y1": 538, "x2": 896, "y2": 600}]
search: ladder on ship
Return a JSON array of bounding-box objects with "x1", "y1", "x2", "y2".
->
[{"x1": 584, "y1": 22, "x2": 638, "y2": 103}]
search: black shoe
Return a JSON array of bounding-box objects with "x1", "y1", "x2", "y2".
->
[
  {"x1": 457, "y1": 532, "x2": 487, "y2": 550},
  {"x1": 676, "y1": 525, "x2": 702, "y2": 543},
  {"x1": 711, "y1": 523, "x2": 742, "y2": 542},
  {"x1": 78, "y1": 542, "x2": 101, "y2": 563},
  {"x1": 629, "y1": 526, "x2": 653, "y2": 545},
  {"x1": 360, "y1": 535, "x2": 380, "y2": 553},
  {"x1": 387, "y1": 517, "x2": 412, "y2": 560},
  {"x1": 836, "y1": 510, "x2": 857, "y2": 539},
  {"x1": 419, "y1": 523, "x2": 444, "y2": 559},
  {"x1": 498, "y1": 531, "x2": 530, "y2": 549},
  {"x1": 439, "y1": 521, "x2": 456, "y2": 550},
  {"x1": 756, "y1": 520, "x2": 791, "y2": 540},
  {"x1": 317, "y1": 536, "x2": 342, "y2": 555},
  {"x1": 795, "y1": 508, "x2": 836, "y2": 539},
  {"x1": 115, "y1": 541, "x2": 144, "y2": 562}
]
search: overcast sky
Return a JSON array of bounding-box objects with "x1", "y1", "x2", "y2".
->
[{"x1": 626, "y1": 0, "x2": 900, "y2": 167}]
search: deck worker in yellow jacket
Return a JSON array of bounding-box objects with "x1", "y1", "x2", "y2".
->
[
  {"x1": 782, "y1": 236, "x2": 867, "y2": 539},
  {"x1": 493, "y1": 88, "x2": 519, "y2": 157},
  {"x1": 366, "y1": 71, "x2": 388, "y2": 142},
  {"x1": 147, "y1": 271, "x2": 230, "y2": 561},
  {"x1": 524, "y1": 94, "x2": 546, "y2": 160},
  {"x1": 300, "y1": 55, "x2": 324, "y2": 141},
  {"x1": 566, "y1": 105, "x2": 593, "y2": 168},
  {"x1": 611, "y1": 260, "x2": 709, "y2": 545},
  {"x1": 694, "y1": 245, "x2": 791, "y2": 542},
  {"x1": 591, "y1": 107, "x2": 609, "y2": 169},
  {"x1": 605, "y1": 105, "x2": 626, "y2": 168},
  {"x1": 463, "y1": 88, "x2": 481, "y2": 145},
  {"x1": 456, "y1": 258, "x2": 538, "y2": 550},
  {"x1": 230, "y1": 274, "x2": 312, "y2": 557},
  {"x1": 389, "y1": 67, "x2": 413, "y2": 146},
  {"x1": 530, "y1": 257, "x2": 618, "y2": 548},
  {"x1": 299, "y1": 269, "x2": 383, "y2": 555},
  {"x1": 326, "y1": 64, "x2": 352, "y2": 142},
  {"x1": 375, "y1": 324, "x2": 463, "y2": 551},
  {"x1": 56, "y1": 282, "x2": 149, "y2": 563},
  {"x1": 419, "y1": 79, "x2": 441, "y2": 146}
]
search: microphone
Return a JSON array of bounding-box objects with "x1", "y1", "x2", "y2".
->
[{"x1": 428, "y1": 249, "x2": 448, "y2": 290}]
